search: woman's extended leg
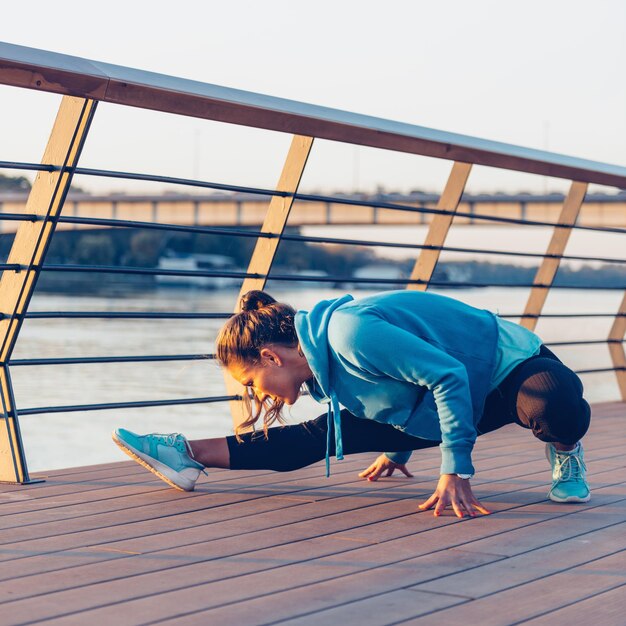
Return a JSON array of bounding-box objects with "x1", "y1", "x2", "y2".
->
[
  {"x1": 191, "y1": 409, "x2": 439, "y2": 473},
  {"x1": 113, "y1": 410, "x2": 437, "y2": 491}
]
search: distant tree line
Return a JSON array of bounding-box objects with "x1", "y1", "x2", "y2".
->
[{"x1": 0, "y1": 173, "x2": 31, "y2": 192}]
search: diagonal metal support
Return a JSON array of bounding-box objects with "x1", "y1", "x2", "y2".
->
[
  {"x1": 225, "y1": 135, "x2": 314, "y2": 428},
  {"x1": 0, "y1": 96, "x2": 96, "y2": 483},
  {"x1": 520, "y1": 181, "x2": 588, "y2": 331},
  {"x1": 406, "y1": 162, "x2": 472, "y2": 291}
]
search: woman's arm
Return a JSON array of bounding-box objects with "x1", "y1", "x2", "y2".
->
[
  {"x1": 332, "y1": 311, "x2": 490, "y2": 517},
  {"x1": 332, "y1": 311, "x2": 478, "y2": 475}
]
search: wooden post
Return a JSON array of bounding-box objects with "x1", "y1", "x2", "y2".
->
[
  {"x1": 0, "y1": 96, "x2": 96, "y2": 483},
  {"x1": 225, "y1": 135, "x2": 314, "y2": 428},
  {"x1": 406, "y1": 162, "x2": 472, "y2": 291},
  {"x1": 608, "y1": 292, "x2": 626, "y2": 400},
  {"x1": 520, "y1": 181, "x2": 587, "y2": 331}
]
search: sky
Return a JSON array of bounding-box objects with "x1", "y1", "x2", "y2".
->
[{"x1": 1, "y1": 0, "x2": 625, "y2": 198}]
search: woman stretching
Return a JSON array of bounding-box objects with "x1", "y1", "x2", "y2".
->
[{"x1": 113, "y1": 289, "x2": 591, "y2": 518}]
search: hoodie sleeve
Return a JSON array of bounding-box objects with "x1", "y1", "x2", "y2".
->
[
  {"x1": 332, "y1": 310, "x2": 476, "y2": 475},
  {"x1": 384, "y1": 450, "x2": 413, "y2": 465}
]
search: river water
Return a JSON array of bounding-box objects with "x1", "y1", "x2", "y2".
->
[{"x1": 12, "y1": 286, "x2": 623, "y2": 472}]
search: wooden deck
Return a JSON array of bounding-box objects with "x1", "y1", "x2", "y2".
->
[{"x1": 0, "y1": 402, "x2": 624, "y2": 626}]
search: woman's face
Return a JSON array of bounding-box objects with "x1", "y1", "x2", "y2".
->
[{"x1": 228, "y1": 345, "x2": 309, "y2": 406}]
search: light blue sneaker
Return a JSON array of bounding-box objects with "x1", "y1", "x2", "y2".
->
[
  {"x1": 112, "y1": 428, "x2": 206, "y2": 491},
  {"x1": 545, "y1": 442, "x2": 590, "y2": 503}
]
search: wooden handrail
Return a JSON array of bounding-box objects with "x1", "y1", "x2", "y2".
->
[{"x1": 2, "y1": 41, "x2": 626, "y2": 188}]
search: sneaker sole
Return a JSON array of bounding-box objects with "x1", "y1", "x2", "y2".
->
[
  {"x1": 112, "y1": 431, "x2": 194, "y2": 492},
  {"x1": 548, "y1": 491, "x2": 591, "y2": 503}
]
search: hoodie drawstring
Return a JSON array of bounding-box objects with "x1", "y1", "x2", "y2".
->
[{"x1": 325, "y1": 396, "x2": 344, "y2": 477}]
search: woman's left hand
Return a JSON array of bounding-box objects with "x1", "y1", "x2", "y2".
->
[
  {"x1": 418, "y1": 474, "x2": 491, "y2": 518},
  {"x1": 358, "y1": 453, "x2": 414, "y2": 481}
]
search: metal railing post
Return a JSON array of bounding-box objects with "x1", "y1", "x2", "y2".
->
[
  {"x1": 520, "y1": 181, "x2": 588, "y2": 331},
  {"x1": 406, "y1": 162, "x2": 472, "y2": 291},
  {"x1": 225, "y1": 135, "x2": 314, "y2": 428},
  {"x1": 0, "y1": 96, "x2": 96, "y2": 483}
]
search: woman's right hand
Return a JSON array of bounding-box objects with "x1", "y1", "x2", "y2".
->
[{"x1": 358, "y1": 453, "x2": 414, "y2": 481}]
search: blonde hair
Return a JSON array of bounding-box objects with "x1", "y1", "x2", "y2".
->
[{"x1": 216, "y1": 290, "x2": 298, "y2": 439}]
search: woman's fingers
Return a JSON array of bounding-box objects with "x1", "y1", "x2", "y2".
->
[
  {"x1": 359, "y1": 463, "x2": 384, "y2": 481},
  {"x1": 434, "y1": 497, "x2": 447, "y2": 517},
  {"x1": 358, "y1": 463, "x2": 377, "y2": 479},
  {"x1": 359, "y1": 456, "x2": 413, "y2": 482},
  {"x1": 451, "y1": 500, "x2": 465, "y2": 518},
  {"x1": 418, "y1": 493, "x2": 438, "y2": 510},
  {"x1": 399, "y1": 465, "x2": 414, "y2": 478},
  {"x1": 471, "y1": 501, "x2": 492, "y2": 515},
  {"x1": 418, "y1": 491, "x2": 491, "y2": 518}
]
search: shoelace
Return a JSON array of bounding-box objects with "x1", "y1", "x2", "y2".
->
[
  {"x1": 149, "y1": 432, "x2": 208, "y2": 474},
  {"x1": 148, "y1": 432, "x2": 183, "y2": 447},
  {"x1": 553, "y1": 450, "x2": 586, "y2": 482}
]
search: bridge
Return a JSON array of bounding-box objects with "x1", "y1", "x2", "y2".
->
[
  {"x1": 1, "y1": 190, "x2": 626, "y2": 232},
  {"x1": 0, "y1": 41, "x2": 625, "y2": 626}
]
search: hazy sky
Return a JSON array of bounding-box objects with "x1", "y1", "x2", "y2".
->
[{"x1": 1, "y1": 0, "x2": 625, "y2": 196}]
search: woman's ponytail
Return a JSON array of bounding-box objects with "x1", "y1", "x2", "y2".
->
[{"x1": 239, "y1": 290, "x2": 276, "y2": 312}]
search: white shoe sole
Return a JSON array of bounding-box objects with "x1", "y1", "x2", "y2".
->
[
  {"x1": 112, "y1": 431, "x2": 195, "y2": 492},
  {"x1": 548, "y1": 491, "x2": 591, "y2": 503}
]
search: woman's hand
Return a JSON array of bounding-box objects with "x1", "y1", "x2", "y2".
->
[
  {"x1": 418, "y1": 474, "x2": 491, "y2": 518},
  {"x1": 358, "y1": 453, "x2": 414, "y2": 481}
]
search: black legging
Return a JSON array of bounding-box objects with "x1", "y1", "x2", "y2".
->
[{"x1": 227, "y1": 345, "x2": 591, "y2": 472}]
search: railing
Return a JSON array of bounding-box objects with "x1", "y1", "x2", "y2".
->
[{"x1": 0, "y1": 41, "x2": 624, "y2": 484}]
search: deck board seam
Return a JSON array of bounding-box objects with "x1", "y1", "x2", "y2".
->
[
  {"x1": 0, "y1": 450, "x2": 588, "y2": 554},
  {"x1": 0, "y1": 449, "x2": 563, "y2": 541},
  {"x1": 82, "y1": 522, "x2": 626, "y2": 626},
  {"x1": 136, "y1": 522, "x2": 626, "y2": 626},
  {"x1": 507, "y1": 580, "x2": 626, "y2": 626},
  {"x1": 5, "y1": 487, "x2": 625, "y2": 619},
  {"x1": 0, "y1": 462, "x2": 621, "y2": 589}
]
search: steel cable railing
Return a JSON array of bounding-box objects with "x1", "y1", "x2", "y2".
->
[
  {"x1": 3, "y1": 159, "x2": 626, "y2": 235},
  {"x1": 1, "y1": 141, "x2": 624, "y2": 417},
  {"x1": 1, "y1": 164, "x2": 624, "y2": 419},
  {"x1": 17, "y1": 395, "x2": 241, "y2": 417},
  {"x1": 32, "y1": 264, "x2": 626, "y2": 290}
]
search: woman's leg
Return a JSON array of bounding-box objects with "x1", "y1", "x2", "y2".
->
[
  {"x1": 188, "y1": 437, "x2": 230, "y2": 469},
  {"x1": 477, "y1": 345, "x2": 590, "y2": 445},
  {"x1": 478, "y1": 345, "x2": 591, "y2": 502},
  {"x1": 211, "y1": 409, "x2": 438, "y2": 472}
]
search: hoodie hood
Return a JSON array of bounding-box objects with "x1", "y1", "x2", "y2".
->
[{"x1": 295, "y1": 294, "x2": 353, "y2": 475}]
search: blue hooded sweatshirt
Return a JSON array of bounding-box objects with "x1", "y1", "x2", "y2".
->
[{"x1": 294, "y1": 290, "x2": 499, "y2": 476}]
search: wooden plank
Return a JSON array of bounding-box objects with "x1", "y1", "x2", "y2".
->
[
  {"x1": 520, "y1": 581, "x2": 626, "y2": 626},
  {"x1": 0, "y1": 404, "x2": 619, "y2": 623},
  {"x1": 406, "y1": 162, "x2": 471, "y2": 291},
  {"x1": 520, "y1": 181, "x2": 587, "y2": 331},
  {"x1": 607, "y1": 291, "x2": 626, "y2": 400},
  {"x1": 4, "y1": 460, "x2": 621, "y2": 624},
  {"x1": 0, "y1": 410, "x2": 616, "y2": 576},
  {"x1": 172, "y1": 590, "x2": 466, "y2": 626},
  {"x1": 0, "y1": 448, "x2": 585, "y2": 605},
  {"x1": 399, "y1": 551, "x2": 626, "y2": 625},
  {"x1": 224, "y1": 134, "x2": 314, "y2": 428},
  {"x1": 52, "y1": 503, "x2": 625, "y2": 626},
  {"x1": 413, "y1": 521, "x2": 626, "y2": 598},
  {"x1": 0, "y1": 436, "x2": 584, "y2": 547}
]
